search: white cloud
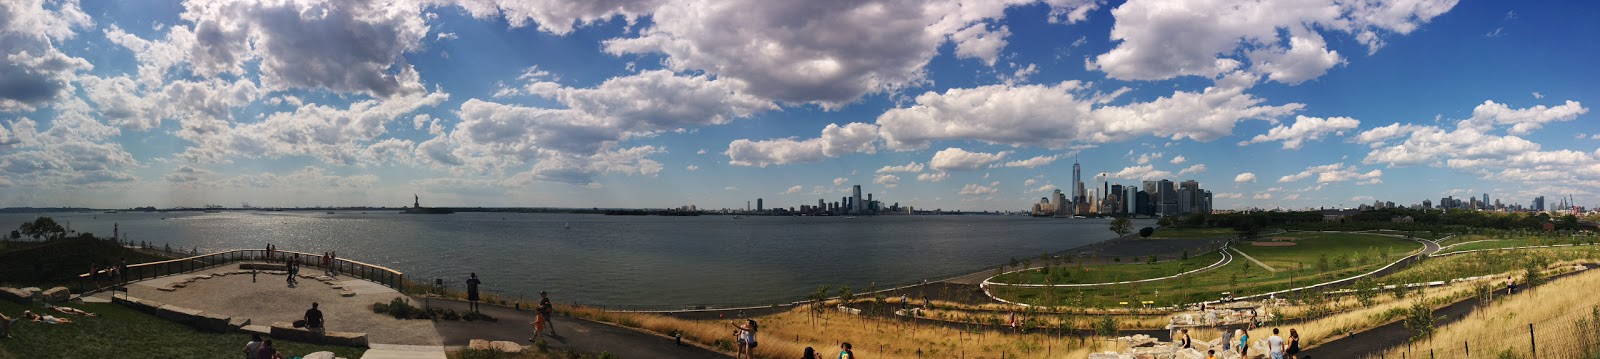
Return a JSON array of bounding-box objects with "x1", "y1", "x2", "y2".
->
[
  {"x1": 1533, "y1": 92, "x2": 1544, "y2": 99},
  {"x1": 1136, "y1": 152, "x2": 1164, "y2": 165},
  {"x1": 1465, "y1": 100, "x2": 1588, "y2": 135},
  {"x1": 1277, "y1": 163, "x2": 1382, "y2": 184},
  {"x1": 958, "y1": 183, "x2": 998, "y2": 195},
  {"x1": 999, "y1": 154, "x2": 1060, "y2": 168},
  {"x1": 781, "y1": 185, "x2": 803, "y2": 194},
  {"x1": 603, "y1": 0, "x2": 1108, "y2": 108},
  {"x1": 1109, "y1": 164, "x2": 1174, "y2": 181},
  {"x1": 1237, "y1": 115, "x2": 1360, "y2": 149},
  {"x1": 725, "y1": 123, "x2": 880, "y2": 167},
  {"x1": 696, "y1": 148, "x2": 708, "y2": 155},
  {"x1": 0, "y1": 0, "x2": 94, "y2": 111},
  {"x1": 0, "y1": 112, "x2": 138, "y2": 189},
  {"x1": 876, "y1": 162, "x2": 925, "y2": 173},
  {"x1": 1253, "y1": 193, "x2": 1272, "y2": 200},
  {"x1": 1168, "y1": 155, "x2": 1185, "y2": 165},
  {"x1": 1235, "y1": 172, "x2": 1257, "y2": 184},
  {"x1": 1023, "y1": 178, "x2": 1037, "y2": 187},
  {"x1": 1091, "y1": 0, "x2": 1457, "y2": 84},
  {"x1": 452, "y1": 0, "x2": 662, "y2": 35},
  {"x1": 1179, "y1": 164, "x2": 1207, "y2": 175},
  {"x1": 877, "y1": 81, "x2": 1302, "y2": 150},
  {"x1": 917, "y1": 172, "x2": 949, "y2": 182},
  {"x1": 685, "y1": 165, "x2": 700, "y2": 171},
  {"x1": 724, "y1": 186, "x2": 738, "y2": 191},
  {"x1": 930, "y1": 148, "x2": 1009, "y2": 171},
  {"x1": 874, "y1": 174, "x2": 900, "y2": 188},
  {"x1": 833, "y1": 177, "x2": 850, "y2": 186},
  {"x1": 1215, "y1": 192, "x2": 1244, "y2": 199}
]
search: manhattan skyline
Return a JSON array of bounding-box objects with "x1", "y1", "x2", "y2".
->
[{"x1": 0, "y1": 0, "x2": 1595, "y2": 211}]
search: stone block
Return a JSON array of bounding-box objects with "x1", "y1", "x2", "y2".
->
[
  {"x1": 1175, "y1": 348, "x2": 1205, "y2": 359},
  {"x1": 303, "y1": 352, "x2": 336, "y2": 359},
  {"x1": 1089, "y1": 353, "x2": 1122, "y2": 359},
  {"x1": 241, "y1": 325, "x2": 271, "y2": 337},
  {"x1": 171, "y1": 283, "x2": 186, "y2": 288},
  {"x1": 158, "y1": 287, "x2": 177, "y2": 292},
  {"x1": 41, "y1": 287, "x2": 70, "y2": 302},
  {"x1": 339, "y1": 291, "x2": 356, "y2": 297},
  {"x1": 194, "y1": 311, "x2": 231, "y2": 333},
  {"x1": 199, "y1": 274, "x2": 213, "y2": 279},
  {"x1": 0, "y1": 287, "x2": 32, "y2": 305},
  {"x1": 157, "y1": 304, "x2": 203, "y2": 324},
  {"x1": 468, "y1": 339, "x2": 491, "y2": 350},
  {"x1": 488, "y1": 341, "x2": 521, "y2": 353},
  {"x1": 324, "y1": 331, "x2": 369, "y2": 348},
  {"x1": 21, "y1": 287, "x2": 41, "y2": 301},
  {"x1": 114, "y1": 296, "x2": 163, "y2": 315},
  {"x1": 229, "y1": 317, "x2": 251, "y2": 330}
]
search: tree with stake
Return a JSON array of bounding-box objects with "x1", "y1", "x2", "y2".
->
[{"x1": 1110, "y1": 217, "x2": 1132, "y2": 238}]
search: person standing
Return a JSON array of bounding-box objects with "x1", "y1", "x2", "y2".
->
[
  {"x1": 1221, "y1": 327, "x2": 1233, "y2": 351},
  {"x1": 732, "y1": 319, "x2": 758, "y2": 359},
  {"x1": 1287, "y1": 328, "x2": 1301, "y2": 359},
  {"x1": 245, "y1": 333, "x2": 263, "y2": 359},
  {"x1": 330, "y1": 251, "x2": 338, "y2": 276},
  {"x1": 118, "y1": 257, "x2": 129, "y2": 287},
  {"x1": 322, "y1": 252, "x2": 331, "y2": 276},
  {"x1": 1267, "y1": 328, "x2": 1285, "y2": 359},
  {"x1": 539, "y1": 291, "x2": 558, "y2": 335},
  {"x1": 1239, "y1": 328, "x2": 1250, "y2": 358},
  {"x1": 838, "y1": 342, "x2": 854, "y2": 359},
  {"x1": 466, "y1": 273, "x2": 482, "y2": 313}
]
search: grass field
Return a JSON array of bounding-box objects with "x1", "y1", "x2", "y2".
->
[
  {"x1": 1389, "y1": 247, "x2": 1600, "y2": 284},
  {"x1": 0, "y1": 300, "x2": 362, "y2": 358},
  {"x1": 1367, "y1": 268, "x2": 1600, "y2": 359},
  {"x1": 1436, "y1": 236, "x2": 1597, "y2": 255},
  {"x1": 993, "y1": 232, "x2": 1421, "y2": 307},
  {"x1": 1369, "y1": 229, "x2": 1450, "y2": 240},
  {"x1": 1146, "y1": 227, "x2": 1239, "y2": 239},
  {"x1": 989, "y1": 251, "x2": 1224, "y2": 285},
  {"x1": 0, "y1": 238, "x2": 170, "y2": 288}
]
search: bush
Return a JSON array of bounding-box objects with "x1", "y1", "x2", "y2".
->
[
  {"x1": 1094, "y1": 316, "x2": 1118, "y2": 336},
  {"x1": 384, "y1": 298, "x2": 417, "y2": 319},
  {"x1": 535, "y1": 337, "x2": 549, "y2": 352}
]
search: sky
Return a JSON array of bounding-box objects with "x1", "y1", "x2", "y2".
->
[{"x1": 0, "y1": 0, "x2": 1596, "y2": 211}]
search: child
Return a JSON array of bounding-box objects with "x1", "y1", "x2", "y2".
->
[{"x1": 1207, "y1": 349, "x2": 1217, "y2": 359}]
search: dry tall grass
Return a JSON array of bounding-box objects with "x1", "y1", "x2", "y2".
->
[
  {"x1": 1368, "y1": 267, "x2": 1600, "y2": 358},
  {"x1": 563, "y1": 305, "x2": 1110, "y2": 358}
]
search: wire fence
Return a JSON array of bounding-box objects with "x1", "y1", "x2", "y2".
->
[{"x1": 1367, "y1": 305, "x2": 1600, "y2": 359}]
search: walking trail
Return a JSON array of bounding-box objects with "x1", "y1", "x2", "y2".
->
[{"x1": 1229, "y1": 247, "x2": 1278, "y2": 272}]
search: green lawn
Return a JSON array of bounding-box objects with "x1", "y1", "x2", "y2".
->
[
  {"x1": 993, "y1": 232, "x2": 1422, "y2": 307},
  {"x1": 1370, "y1": 229, "x2": 1449, "y2": 240},
  {"x1": 0, "y1": 300, "x2": 363, "y2": 358},
  {"x1": 0, "y1": 238, "x2": 171, "y2": 289},
  {"x1": 990, "y1": 251, "x2": 1224, "y2": 284},
  {"x1": 1145, "y1": 227, "x2": 1240, "y2": 239},
  {"x1": 1387, "y1": 246, "x2": 1600, "y2": 284},
  {"x1": 1438, "y1": 236, "x2": 1597, "y2": 255}
]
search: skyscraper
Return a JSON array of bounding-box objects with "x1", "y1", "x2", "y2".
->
[
  {"x1": 757, "y1": 198, "x2": 764, "y2": 212},
  {"x1": 1072, "y1": 158, "x2": 1083, "y2": 213},
  {"x1": 1157, "y1": 179, "x2": 1177, "y2": 216},
  {"x1": 852, "y1": 185, "x2": 863, "y2": 214}
]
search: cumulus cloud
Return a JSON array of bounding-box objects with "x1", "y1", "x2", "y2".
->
[
  {"x1": 1091, "y1": 0, "x2": 1458, "y2": 84},
  {"x1": 1354, "y1": 102, "x2": 1589, "y2": 170},
  {"x1": 1465, "y1": 100, "x2": 1588, "y2": 135},
  {"x1": 0, "y1": 0, "x2": 94, "y2": 111},
  {"x1": 833, "y1": 177, "x2": 850, "y2": 186},
  {"x1": 998, "y1": 154, "x2": 1060, "y2": 168},
  {"x1": 0, "y1": 112, "x2": 139, "y2": 189},
  {"x1": 1277, "y1": 163, "x2": 1382, "y2": 184},
  {"x1": 781, "y1": 185, "x2": 803, "y2": 194},
  {"x1": 930, "y1": 148, "x2": 1009, "y2": 171},
  {"x1": 726, "y1": 123, "x2": 879, "y2": 167},
  {"x1": 1253, "y1": 193, "x2": 1272, "y2": 200},
  {"x1": 1235, "y1": 172, "x2": 1257, "y2": 184},
  {"x1": 874, "y1": 174, "x2": 900, "y2": 188},
  {"x1": 452, "y1": 0, "x2": 662, "y2": 35},
  {"x1": 1168, "y1": 155, "x2": 1186, "y2": 165},
  {"x1": 1215, "y1": 192, "x2": 1244, "y2": 199},
  {"x1": 877, "y1": 81, "x2": 1302, "y2": 150},
  {"x1": 959, "y1": 182, "x2": 999, "y2": 195},
  {"x1": 1110, "y1": 164, "x2": 1174, "y2": 181},
  {"x1": 685, "y1": 165, "x2": 699, "y2": 171},
  {"x1": 1179, "y1": 164, "x2": 1207, "y2": 175},
  {"x1": 917, "y1": 172, "x2": 949, "y2": 182},
  {"x1": 1238, "y1": 115, "x2": 1360, "y2": 149},
  {"x1": 603, "y1": 0, "x2": 1098, "y2": 108},
  {"x1": 876, "y1": 162, "x2": 925, "y2": 173}
]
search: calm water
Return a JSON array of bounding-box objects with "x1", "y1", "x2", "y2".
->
[{"x1": 3, "y1": 212, "x2": 1150, "y2": 307}]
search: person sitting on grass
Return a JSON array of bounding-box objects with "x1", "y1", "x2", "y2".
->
[
  {"x1": 1, "y1": 312, "x2": 18, "y2": 338},
  {"x1": 22, "y1": 310, "x2": 73, "y2": 324},
  {"x1": 256, "y1": 339, "x2": 286, "y2": 359},
  {"x1": 45, "y1": 303, "x2": 98, "y2": 317}
]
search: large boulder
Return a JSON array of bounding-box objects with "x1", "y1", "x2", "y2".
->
[
  {"x1": 1175, "y1": 348, "x2": 1205, "y2": 359},
  {"x1": 302, "y1": 352, "x2": 335, "y2": 359},
  {"x1": 0, "y1": 287, "x2": 32, "y2": 304},
  {"x1": 468, "y1": 339, "x2": 491, "y2": 350},
  {"x1": 324, "y1": 331, "x2": 369, "y2": 348},
  {"x1": 41, "y1": 287, "x2": 70, "y2": 302},
  {"x1": 488, "y1": 341, "x2": 522, "y2": 353}
]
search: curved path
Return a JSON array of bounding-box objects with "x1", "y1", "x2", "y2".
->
[
  {"x1": 981, "y1": 246, "x2": 1233, "y2": 288},
  {"x1": 421, "y1": 298, "x2": 727, "y2": 359}
]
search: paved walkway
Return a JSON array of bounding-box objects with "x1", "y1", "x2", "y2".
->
[
  {"x1": 1230, "y1": 247, "x2": 1278, "y2": 272},
  {"x1": 421, "y1": 297, "x2": 728, "y2": 359}
]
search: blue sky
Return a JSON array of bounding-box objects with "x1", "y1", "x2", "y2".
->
[{"x1": 0, "y1": 0, "x2": 1596, "y2": 211}]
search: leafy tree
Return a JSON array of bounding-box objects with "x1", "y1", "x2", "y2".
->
[
  {"x1": 1147, "y1": 255, "x2": 1158, "y2": 264},
  {"x1": 1403, "y1": 300, "x2": 1436, "y2": 342},
  {"x1": 1181, "y1": 250, "x2": 1189, "y2": 260},
  {"x1": 838, "y1": 285, "x2": 854, "y2": 306},
  {"x1": 1139, "y1": 227, "x2": 1155, "y2": 238},
  {"x1": 1110, "y1": 217, "x2": 1132, "y2": 237},
  {"x1": 1353, "y1": 276, "x2": 1378, "y2": 307}
]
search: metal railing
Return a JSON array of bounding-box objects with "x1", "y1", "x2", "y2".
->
[{"x1": 77, "y1": 249, "x2": 404, "y2": 294}]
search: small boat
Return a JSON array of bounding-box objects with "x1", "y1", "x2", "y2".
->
[{"x1": 563, "y1": 222, "x2": 572, "y2": 229}]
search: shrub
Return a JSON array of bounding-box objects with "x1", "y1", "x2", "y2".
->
[{"x1": 1094, "y1": 316, "x2": 1118, "y2": 336}]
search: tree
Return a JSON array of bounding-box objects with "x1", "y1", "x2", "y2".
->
[
  {"x1": 1403, "y1": 299, "x2": 1436, "y2": 342},
  {"x1": 838, "y1": 285, "x2": 854, "y2": 307},
  {"x1": 1353, "y1": 276, "x2": 1378, "y2": 307},
  {"x1": 1139, "y1": 227, "x2": 1155, "y2": 239},
  {"x1": 1110, "y1": 217, "x2": 1132, "y2": 237}
]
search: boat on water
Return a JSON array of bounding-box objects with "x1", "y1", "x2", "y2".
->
[
  {"x1": 732, "y1": 215, "x2": 744, "y2": 219},
  {"x1": 401, "y1": 194, "x2": 454, "y2": 214},
  {"x1": 564, "y1": 222, "x2": 571, "y2": 229}
]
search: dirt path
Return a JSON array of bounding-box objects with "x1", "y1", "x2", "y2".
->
[{"x1": 1230, "y1": 247, "x2": 1278, "y2": 272}]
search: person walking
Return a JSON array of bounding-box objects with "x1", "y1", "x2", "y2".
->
[
  {"x1": 322, "y1": 252, "x2": 331, "y2": 276},
  {"x1": 732, "y1": 319, "x2": 758, "y2": 359},
  {"x1": 1267, "y1": 328, "x2": 1285, "y2": 359},
  {"x1": 1287, "y1": 328, "x2": 1301, "y2": 359},
  {"x1": 245, "y1": 333, "x2": 263, "y2": 359},
  {"x1": 466, "y1": 273, "x2": 482, "y2": 313},
  {"x1": 539, "y1": 291, "x2": 557, "y2": 336},
  {"x1": 838, "y1": 342, "x2": 854, "y2": 359}
]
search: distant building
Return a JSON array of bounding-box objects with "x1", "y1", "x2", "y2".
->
[
  {"x1": 1391, "y1": 216, "x2": 1415, "y2": 223},
  {"x1": 852, "y1": 185, "x2": 863, "y2": 214},
  {"x1": 756, "y1": 198, "x2": 764, "y2": 212}
]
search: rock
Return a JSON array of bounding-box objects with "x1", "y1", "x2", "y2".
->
[
  {"x1": 468, "y1": 339, "x2": 491, "y2": 350},
  {"x1": 194, "y1": 311, "x2": 231, "y2": 333},
  {"x1": 171, "y1": 283, "x2": 186, "y2": 288},
  {"x1": 240, "y1": 325, "x2": 271, "y2": 337},
  {"x1": 229, "y1": 317, "x2": 251, "y2": 330},
  {"x1": 0, "y1": 287, "x2": 32, "y2": 304},
  {"x1": 21, "y1": 287, "x2": 41, "y2": 301},
  {"x1": 1089, "y1": 353, "x2": 1123, "y2": 359},
  {"x1": 41, "y1": 287, "x2": 70, "y2": 302},
  {"x1": 489, "y1": 341, "x2": 521, "y2": 353},
  {"x1": 302, "y1": 352, "x2": 335, "y2": 359},
  {"x1": 156, "y1": 304, "x2": 203, "y2": 324},
  {"x1": 1175, "y1": 348, "x2": 1205, "y2": 359},
  {"x1": 339, "y1": 291, "x2": 356, "y2": 297},
  {"x1": 158, "y1": 287, "x2": 178, "y2": 292},
  {"x1": 324, "y1": 331, "x2": 369, "y2": 348}
]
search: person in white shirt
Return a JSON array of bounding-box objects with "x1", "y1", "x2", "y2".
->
[{"x1": 1267, "y1": 328, "x2": 1286, "y2": 359}]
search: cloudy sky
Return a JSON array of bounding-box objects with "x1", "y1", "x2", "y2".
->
[{"x1": 0, "y1": 0, "x2": 1595, "y2": 211}]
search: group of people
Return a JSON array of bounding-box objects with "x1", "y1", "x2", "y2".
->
[
  {"x1": 1202, "y1": 327, "x2": 1300, "y2": 359},
  {"x1": 87, "y1": 257, "x2": 131, "y2": 290},
  {"x1": 243, "y1": 334, "x2": 285, "y2": 359},
  {"x1": 0, "y1": 303, "x2": 100, "y2": 338},
  {"x1": 529, "y1": 291, "x2": 557, "y2": 340},
  {"x1": 798, "y1": 343, "x2": 855, "y2": 359}
]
